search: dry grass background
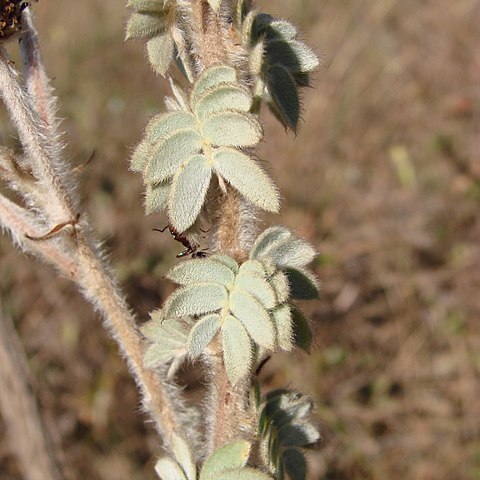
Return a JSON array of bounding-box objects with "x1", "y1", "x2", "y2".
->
[{"x1": 1, "y1": 0, "x2": 479, "y2": 479}]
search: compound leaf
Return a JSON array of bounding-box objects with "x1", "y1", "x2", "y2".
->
[
  {"x1": 200, "y1": 440, "x2": 251, "y2": 480},
  {"x1": 234, "y1": 274, "x2": 277, "y2": 310},
  {"x1": 126, "y1": 12, "x2": 168, "y2": 40},
  {"x1": 166, "y1": 258, "x2": 236, "y2": 288},
  {"x1": 210, "y1": 254, "x2": 239, "y2": 273},
  {"x1": 272, "y1": 304, "x2": 293, "y2": 351},
  {"x1": 145, "y1": 181, "x2": 170, "y2": 214},
  {"x1": 145, "y1": 129, "x2": 203, "y2": 184},
  {"x1": 171, "y1": 435, "x2": 197, "y2": 480},
  {"x1": 187, "y1": 314, "x2": 222, "y2": 358},
  {"x1": 249, "y1": 226, "x2": 293, "y2": 260},
  {"x1": 222, "y1": 315, "x2": 252, "y2": 384},
  {"x1": 202, "y1": 112, "x2": 262, "y2": 147},
  {"x1": 191, "y1": 66, "x2": 237, "y2": 106},
  {"x1": 147, "y1": 33, "x2": 174, "y2": 76},
  {"x1": 164, "y1": 284, "x2": 228, "y2": 317},
  {"x1": 145, "y1": 111, "x2": 197, "y2": 145},
  {"x1": 168, "y1": 154, "x2": 212, "y2": 232},
  {"x1": 212, "y1": 148, "x2": 279, "y2": 212},
  {"x1": 193, "y1": 83, "x2": 252, "y2": 121},
  {"x1": 230, "y1": 289, "x2": 275, "y2": 349},
  {"x1": 267, "y1": 64, "x2": 300, "y2": 131},
  {"x1": 155, "y1": 456, "x2": 188, "y2": 480}
]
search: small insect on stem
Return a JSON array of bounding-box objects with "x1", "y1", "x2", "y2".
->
[{"x1": 154, "y1": 225, "x2": 207, "y2": 258}]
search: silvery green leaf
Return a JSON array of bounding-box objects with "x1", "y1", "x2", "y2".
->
[
  {"x1": 145, "y1": 181, "x2": 170, "y2": 214},
  {"x1": 131, "y1": 138, "x2": 153, "y2": 172},
  {"x1": 127, "y1": 0, "x2": 167, "y2": 13},
  {"x1": 222, "y1": 315, "x2": 252, "y2": 384},
  {"x1": 200, "y1": 440, "x2": 251, "y2": 480},
  {"x1": 171, "y1": 434, "x2": 197, "y2": 480},
  {"x1": 267, "y1": 64, "x2": 300, "y2": 131},
  {"x1": 283, "y1": 449, "x2": 307, "y2": 480},
  {"x1": 272, "y1": 304, "x2": 293, "y2": 351},
  {"x1": 168, "y1": 154, "x2": 212, "y2": 232},
  {"x1": 206, "y1": 0, "x2": 222, "y2": 12},
  {"x1": 249, "y1": 40, "x2": 265, "y2": 77},
  {"x1": 164, "y1": 284, "x2": 228, "y2": 317},
  {"x1": 267, "y1": 238, "x2": 316, "y2": 269},
  {"x1": 144, "y1": 343, "x2": 183, "y2": 369},
  {"x1": 212, "y1": 148, "x2": 279, "y2": 212},
  {"x1": 155, "y1": 456, "x2": 188, "y2": 480},
  {"x1": 167, "y1": 355, "x2": 187, "y2": 380},
  {"x1": 145, "y1": 129, "x2": 203, "y2": 184},
  {"x1": 141, "y1": 317, "x2": 188, "y2": 343},
  {"x1": 144, "y1": 111, "x2": 196, "y2": 145},
  {"x1": 210, "y1": 254, "x2": 239, "y2": 273},
  {"x1": 187, "y1": 314, "x2": 221, "y2": 358},
  {"x1": 230, "y1": 289, "x2": 275, "y2": 349},
  {"x1": 268, "y1": 271, "x2": 290, "y2": 304},
  {"x1": 213, "y1": 469, "x2": 273, "y2": 480},
  {"x1": 285, "y1": 267, "x2": 319, "y2": 299},
  {"x1": 277, "y1": 423, "x2": 320, "y2": 447},
  {"x1": 147, "y1": 33, "x2": 174, "y2": 76},
  {"x1": 249, "y1": 226, "x2": 293, "y2": 260},
  {"x1": 202, "y1": 112, "x2": 262, "y2": 147},
  {"x1": 234, "y1": 275, "x2": 277, "y2": 310},
  {"x1": 238, "y1": 259, "x2": 266, "y2": 278},
  {"x1": 235, "y1": 0, "x2": 252, "y2": 29},
  {"x1": 191, "y1": 66, "x2": 237, "y2": 106},
  {"x1": 193, "y1": 83, "x2": 253, "y2": 121},
  {"x1": 291, "y1": 307, "x2": 312, "y2": 352},
  {"x1": 169, "y1": 77, "x2": 190, "y2": 111},
  {"x1": 125, "y1": 12, "x2": 168, "y2": 40},
  {"x1": 266, "y1": 19, "x2": 298, "y2": 42},
  {"x1": 267, "y1": 40, "x2": 319, "y2": 74},
  {"x1": 241, "y1": 10, "x2": 256, "y2": 47},
  {"x1": 166, "y1": 258, "x2": 236, "y2": 288}
]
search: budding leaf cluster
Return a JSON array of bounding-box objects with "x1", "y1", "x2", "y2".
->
[
  {"x1": 142, "y1": 227, "x2": 318, "y2": 385},
  {"x1": 155, "y1": 436, "x2": 272, "y2": 480},
  {"x1": 256, "y1": 389, "x2": 320, "y2": 480},
  {"x1": 131, "y1": 65, "x2": 279, "y2": 233},
  {"x1": 242, "y1": 12, "x2": 319, "y2": 131}
]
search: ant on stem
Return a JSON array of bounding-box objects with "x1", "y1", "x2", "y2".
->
[{"x1": 154, "y1": 225, "x2": 208, "y2": 259}]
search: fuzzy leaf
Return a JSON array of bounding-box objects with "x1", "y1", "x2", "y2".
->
[
  {"x1": 167, "y1": 258, "x2": 236, "y2": 288},
  {"x1": 267, "y1": 238, "x2": 316, "y2": 269},
  {"x1": 283, "y1": 449, "x2": 307, "y2": 480},
  {"x1": 285, "y1": 267, "x2": 319, "y2": 299},
  {"x1": 278, "y1": 423, "x2": 321, "y2": 447},
  {"x1": 291, "y1": 307, "x2": 312, "y2": 352},
  {"x1": 230, "y1": 289, "x2": 275, "y2": 349},
  {"x1": 238, "y1": 259, "x2": 266, "y2": 278},
  {"x1": 144, "y1": 343, "x2": 183, "y2": 369},
  {"x1": 269, "y1": 271, "x2": 290, "y2": 304},
  {"x1": 234, "y1": 275, "x2": 277, "y2": 310},
  {"x1": 126, "y1": 12, "x2": 168, "y2": 40},
  {"x1": 200, "y1": 440, "x2": 251, "y2": 480},
  {"x1": 141, "y1": 318, "x2": 188, "y2": 343},
  {"x1": 222, "y1": 315, "x2": 252, "y2": 384},
  {"x1": 171, "y1": 435, "x2": 197, "y2": 480},
  {"x1": 250, "y1": 227, "x2": 293, "y2": 260},
  {"x1": 267, "y1": 40, "x2": 319, "y2": 74},
  {"x1": 202, "y1": 112, "x2": 262, "y2": 147},
  {"x1": 267, "y1": 64, "x2": 300, "y2": 131},
  {"x1": 147, "y1": 33, "x2": 174, "y2": 76},
  {"x1": 272, "y1": 304, "x2": 293, "y2": 351},
  {"x1": 187, "y1": 314, "x2": 221, "y2": 358},
  {"x1": 191, "y1": 66, "x2": 237, "y2": 106},
  {"x1": 131, "y1": 138, "x2": 153, "y2": 172},
  {"x1": 155, "y1": 457, "x2": 188, "y2": 480},
  {"x1": 210, "y1": 254, "x2": 239, "y2": 273},
  {"x1": 145, "y1": 111, "x2": 197, "y2": 145},
  {"x1": 164, "y1": 284, "x2": 228, "y2": 317},
  {"x1": 212, "y1": 148, "x2": 279, "y2": 212},
  {"x1": 145, "y1": 181, "x2": 170, "y2": 214},
  {"x1": 206, "y1": 0, "x2": 222, "y2": 12},
  {"x1": 168, "y1": 154, "x2": 212, "y2": 232},
  {"x1": 127, "y1": 0, "x2": 168, "y2": 13},
  {"x1": 213, "y1": 469, "x2": 273, "y2": 480},
  {"x1": 235, "y1": 0, "x2": 252, "y2": 29},
  {"x1": 193, "y1": 83, "x2": 252, "y2": 121},
  {"x1": 249, "y1": 40, "x2": 265, "y2": 77},
  {"x1": 145, "y1": 129, "x2": 203, "y2": 184}
]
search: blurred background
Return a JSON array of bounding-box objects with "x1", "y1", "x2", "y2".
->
[{"x1": 1, "y1": 0, "x2": 479, "y2": 479}]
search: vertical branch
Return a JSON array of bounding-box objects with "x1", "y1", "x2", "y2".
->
[{"x1": 0, "y1": 303, "x2": 64, "y2": 480}]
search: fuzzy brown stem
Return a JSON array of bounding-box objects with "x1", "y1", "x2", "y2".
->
[{"x1": 0, "y1": 303, "x2": 64, "y2": 480}]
